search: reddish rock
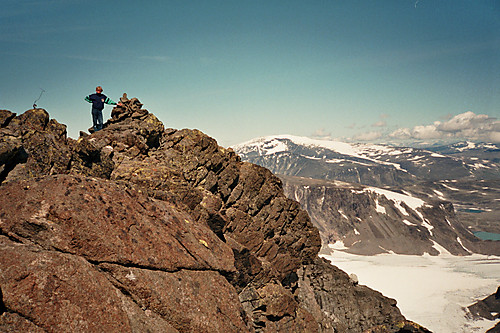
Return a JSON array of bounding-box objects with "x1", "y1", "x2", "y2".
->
[
  {"x1": 0, "y1": 174, "x2": 234, "y2": 273},
  {"x1": 99, "y1": 263, "x2": 251, "y2": 332},
  {"x1": 0, "y1": 110, "x2": 16, "y2": 127},
  {"x1": 0, "y1": 237, "x2": 177, "y2": 332}
]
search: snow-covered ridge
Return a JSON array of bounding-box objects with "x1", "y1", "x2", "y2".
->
[
  {"x1": 354, "y1": 185, "x2": 433, "y2": 233},
  {"x1": 234, "y1": 135, "x2": 500, "y2": 183},
  {"x1": 233, "y1": 134, "x2": 411, "y2": 170},
  {"x1": 361, "y1": 186, "x2": 426, "y2": 211},
  {"x1": 234, "y1": 135, "x2": 500, "y2": 159},
  {"x1": 450, "y1": 141, "x2": 500, "y2": 152},
  {"x1": 233, "y1": 134, "x2": 359, "y2": 156}
]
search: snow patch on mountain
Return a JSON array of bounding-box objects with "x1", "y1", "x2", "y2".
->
[
  {"x1": 433, "y1": 189, "x2": 445, "y2": 200},
  {"x1": 440, "y1": 182, "x2": 461, "y2": 191},
  {"x1": 362, "y1": 187, "x2": 426, "y2": 211},
  {"x1": 457, "y1": 237, "x2": 472, "y2": 254},
  {"x1": 458, "y1": 142, "x2": 478, "y2": 151},
  {"x1": 403, "y1": 219, "x2": 417, "y2": 226},
  {"x1": 423, "y1": 220, "x2": 434, "y2": 236},
  {"x1": 431, "y1": 240, "x2": 450, "y2": 255},
  {"x1": 338, "y1": 209, "x2": 349, "y2": 220},
  {"x1": 374, "y1": 198, "x2": 387, "y2": 215}
]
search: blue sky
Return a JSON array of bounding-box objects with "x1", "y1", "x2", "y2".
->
[{"x1": 1, "y1": 0, "x2": 499, "y2": 146}]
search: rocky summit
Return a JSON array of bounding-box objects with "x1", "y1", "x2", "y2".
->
[{"x1": 0, "y1": 96, "x2": 430, "y2": 332}]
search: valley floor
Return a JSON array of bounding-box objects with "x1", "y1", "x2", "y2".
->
[{"x1": 322, "y1": 249, "x2": 500, "y2": 333}]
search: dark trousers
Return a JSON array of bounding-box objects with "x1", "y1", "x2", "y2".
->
[{"x1": 91, "y1": 107, "x2": 103, "y2": 131}]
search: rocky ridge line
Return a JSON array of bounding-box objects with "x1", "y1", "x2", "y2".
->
[{"x1": 0, "y1": 96, "x2": 429, "y2": 332}]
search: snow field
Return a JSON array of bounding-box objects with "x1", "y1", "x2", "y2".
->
[{"x1": 322, "y1": 250, "x2": 500, "y2": 333}]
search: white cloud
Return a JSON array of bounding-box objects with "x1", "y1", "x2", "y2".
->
[
  {"x1": 437, "y1": 111, "x2": 492, "y2": 133},
  {"x1": 487, "y1": 131, "x2": 500, "y2": 143},
  {"x1": 354, "y1": 131, "x2": 383, "y2": 141},
  {"x1": 311, "y1": 128, "x2": 332, "y2": 139},
  {"x1": 390, "y1": 128, "x2": 412, "y2": 140},
  {"x1": 412, "y1": 123, "x2": 445, "y2": 140},
  {"x1": 372, "y1": 120, "x2": 386, "y2": 128},
  {"x1": 389, "y1": 111, "x2": 500, "y2": 143}
]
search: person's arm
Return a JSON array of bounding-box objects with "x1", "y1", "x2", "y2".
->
[
  {"x1": 104, "y1": 97, "x2": 117, "y2": 105},
  {"x1": 84, "y1": 95, "x2": 92, "y2": 103}
]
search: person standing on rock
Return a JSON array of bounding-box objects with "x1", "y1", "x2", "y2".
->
[{"x1": 84, "y1": 86, "x2": 119, "y2": 132}]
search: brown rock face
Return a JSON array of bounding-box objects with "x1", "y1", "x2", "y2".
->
[
  {"x1": 0, "y1": 174, "x2": 234, "y2": 273},
  {"x1": 297, "y1": 257, "x2": 431, "y2": 333},
  {"x1": 99, "y1": 264, "x2": 247, "y2": 332},
  {"x1": 0, "y1": 96, "x2": 429, "y2": 332},
  {"x1": 0, "y1": 237, "x2": 177, "y2": 332}
]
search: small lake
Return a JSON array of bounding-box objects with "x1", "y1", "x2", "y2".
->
[
  {"x1": 460, "y1": 208, "x2": 486, "y2": 213},
  {"x1": 473, "y1": 231, "x2": 500, "y2": 241}
]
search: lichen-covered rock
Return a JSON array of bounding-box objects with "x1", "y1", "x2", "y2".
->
[{"x1": 0, "y1": 110, "x2": 16, "y2": 128}]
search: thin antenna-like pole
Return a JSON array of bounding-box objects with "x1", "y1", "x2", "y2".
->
[{"x1": 33, "y1": 88, "x2": 46, "y2": 109}]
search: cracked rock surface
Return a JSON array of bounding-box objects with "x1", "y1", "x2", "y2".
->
[{"x1": 0, "y1": 97, "x2": 429, "y2": 332}]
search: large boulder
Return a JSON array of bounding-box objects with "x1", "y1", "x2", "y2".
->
[
  {"x1": 0, "y1": 174, "x2": 234, "y2": 272},
  {"x1": 0, "y1": 236, "x2": 177, "y2": 332}
]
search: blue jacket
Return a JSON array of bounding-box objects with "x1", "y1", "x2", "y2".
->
[{"x1": 85, "y1": 93, "x2": 116, "y2": 110}]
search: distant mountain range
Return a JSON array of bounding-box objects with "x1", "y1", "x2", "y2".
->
[
  {"x1": 233, "y1": 136, "x2": 500, "y2": 185},
  {"x1": 233, "y1": 135, "x2": 500, "y2": 255},
  {"x1": 426, "y1": 141, "x2": 500, "y2": 155}
]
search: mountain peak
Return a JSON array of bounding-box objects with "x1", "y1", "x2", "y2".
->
[
  {"x1": 234, "y1": 134, "x2": 366, "y2": 157},
  {"x1": 0, "y1": 99, "x2": 429, "y2": 332}
]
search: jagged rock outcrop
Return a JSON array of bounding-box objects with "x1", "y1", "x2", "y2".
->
[
  {"x1": 467, "y1": 286, "x2": 500, "y2": 333},
  {"x1": 0, "y1": 97, "x2": 428, "y2": 332},
  {"x1": 0, "y1": 108, "x2": 71, "y2": 184}
]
